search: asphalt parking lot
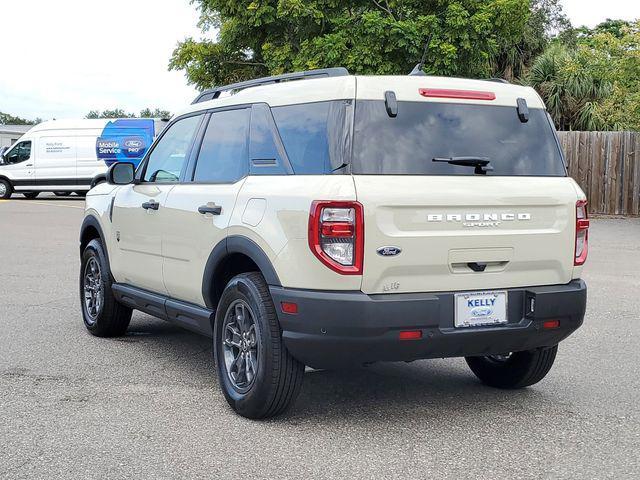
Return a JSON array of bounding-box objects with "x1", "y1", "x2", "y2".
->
[{"x1": 1, "y1": 194, "x2": 639, "y2": 479}]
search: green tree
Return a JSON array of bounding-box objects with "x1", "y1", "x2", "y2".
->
[
  {"x1": 170, "y1": 0, "x2": 538, "y2": 89},
  {"x1": 493, "y1": 0, "x2": 569, "y2": 80},
  {"x1": 0, "y1": 111, "x2": 41, "y2": 125},
  {"x1": 139, "y1": 108, "x2": 172, "y2": 119},
  {"x1": 528, "y1": 19, "x2": 640, "y2": 131},
  {"x1": 86, "y1": 108, "x2": 172, "y2": 119},
  {"x1": 526, "y1": 44, "x2": 612, "y2": 130}
]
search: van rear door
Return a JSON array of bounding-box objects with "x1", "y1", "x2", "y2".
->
[{"x1": 351, "y1": 87, "x2": 579, "y2": 295}]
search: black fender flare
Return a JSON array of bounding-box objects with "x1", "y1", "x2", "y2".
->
[
  {"x1": 202, "y1": 236, "x2": 281, "y2": 310},
  {"x1": 79, "y1": 215, "x2": 110, "y2": 265}
]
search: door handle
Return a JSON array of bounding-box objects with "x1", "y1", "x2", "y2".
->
[
  {"x1": 198, "y1": 204, "x2": 222, "y2": 215},
  {"x1": 25, "y1": 164, "x2": 33, "y2": 166},
  {"x1": 141, "y1": 200, "x2": 159, "y2": 211}
]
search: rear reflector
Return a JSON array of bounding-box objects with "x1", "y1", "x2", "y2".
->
[
  {"x1": 543, "y1": 320, "x2": 560, "y2": 330},
  {"x1": 399, "y1": 330, "x2": 422, "y2": 340},
  {"x1": 281, "y1": 302, "x2": 298, "y2": 314},
  {"x1": 419, "y1": 88, "x2": 496, "y2": 101}
]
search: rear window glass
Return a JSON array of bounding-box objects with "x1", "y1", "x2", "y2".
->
[
  {"x1": 352, "y1": 101, "x2": 565, "y2": 176},
  {"x1": 271, "y1": 101, "x2": 349, "y2": 174}
]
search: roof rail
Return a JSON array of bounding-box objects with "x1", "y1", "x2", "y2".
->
[
  {"x1": 487, "y1": 78, "x2": 510, "y2": 84},
  {"x1": 192, "y1": 67, "x2": 350, "y2": 104}
]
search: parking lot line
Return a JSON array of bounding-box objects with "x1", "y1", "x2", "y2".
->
[
  {"x1": 0, "y1": 200, "x2": 85, "y2": 209},
  {"x1": 30, "y1": 201, "x2": 84, "y2": 209}
]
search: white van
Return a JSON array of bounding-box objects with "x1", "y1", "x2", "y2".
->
[{"x1": 0, "y1": 118, "x2": 165, "y2": 199}]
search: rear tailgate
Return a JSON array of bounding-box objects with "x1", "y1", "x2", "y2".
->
[{"x1": 355, "y1": 176, "x2": 578, "y2": 294}]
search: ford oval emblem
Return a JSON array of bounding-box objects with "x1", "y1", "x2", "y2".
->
[
  {"x1": 124, "y1": 139, "x2": 143, "y2": 148},
  {"x1": 377, "y1": 246, "x2": 402, "y2": 257},
  {"x1": 471, "y1": 307, "x2": 493, "y2": 317}
]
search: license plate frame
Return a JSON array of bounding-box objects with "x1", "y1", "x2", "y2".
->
[{"x1": 454, "y1": 290, "x2": 508, "y2": 328}]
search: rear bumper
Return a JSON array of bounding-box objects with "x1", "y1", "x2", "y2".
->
[{"x1": 270, "y1": 280, "x2": 587, "y2": 369}]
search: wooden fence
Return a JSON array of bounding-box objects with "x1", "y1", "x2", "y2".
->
[{"x1": 558, "y1": 131, "x2": 640, "y2": 215}]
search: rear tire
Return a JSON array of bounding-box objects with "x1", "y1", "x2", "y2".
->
[
  {"x1": 75, "y1": 191, "x2": 86, "y2": 197},
  {"x1": 54, "y1": 191, "x2": 68, "y2": 196},
  {"x1": 0, "y1": 179, "x2": 12, "y2": 199},
  {"x1": 465, "y1": 345, "x2": 558, "y2": 389},
  {"x1": 214, "y1": 272, "x2": 305, "y2": 419},
  {"x1": 22, "y1": 191, "x2": 39, "y2": 199},
  {"x1": 80, "y1": 238, "x2": 132, "y2": 337}
]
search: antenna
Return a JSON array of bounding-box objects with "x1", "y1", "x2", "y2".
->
[{"x1": 409, "y1": 33, "x2": 433, "y2": 76}]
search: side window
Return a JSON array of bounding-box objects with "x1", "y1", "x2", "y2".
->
[
  {"x1": 271, "y1": 101, "x2": 346, "y2": 174},
  {"x1": 193, "y1": 108, "x2": 249, "y2": 183},
  {"x1": 249, "y1": 104, "x2": 289, "y2": 175},
  {"x1": 6, "y1": 141, "x2": 32, "y2": 164},
  {"x1": 143, "y1": 115, "x2": 201, "y2": 183}
]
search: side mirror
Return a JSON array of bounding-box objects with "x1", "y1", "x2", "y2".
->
[{"x1": 107, "y1": 162, "x2": 135, "y2": 185}]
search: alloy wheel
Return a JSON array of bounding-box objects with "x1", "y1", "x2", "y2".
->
[
  {"x1": 83, "y1": 257, "x2": 103, "y2": 324},
  {"x1": 222, "y1": 299, "x2": 260, "y2": 392}
]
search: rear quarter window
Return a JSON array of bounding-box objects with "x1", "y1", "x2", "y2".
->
[{"x1": 271, "y1": 101, "x2": 350, "y2": 174}]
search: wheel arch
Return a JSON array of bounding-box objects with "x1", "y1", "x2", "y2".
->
[
  {"x1": 80, "y1": 215, "x2": 110, "y2": 265},
  {"x1": 0, "y1": 175, "x2": 13, "y2": 187},
  {"x1": 202, "y1": 236, "x2": 281, "y2": 310}
]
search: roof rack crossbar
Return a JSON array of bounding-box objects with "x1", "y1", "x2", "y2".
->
[{"x1": 192, "y1": 67, "x2": 350, "y2": 104}]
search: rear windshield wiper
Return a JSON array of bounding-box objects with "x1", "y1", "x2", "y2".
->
[{"x1": 432, "y1": 156, "x2": 493, "y2": 175}]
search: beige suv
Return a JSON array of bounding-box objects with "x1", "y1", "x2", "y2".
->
[{"x1": 79, "y1": 68, "x2": 588, "y2": 418}]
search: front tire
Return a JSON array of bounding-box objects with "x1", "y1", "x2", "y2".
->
[
  {"x1": 465, "y1": 345, "x2": 558, "y2": 389},
  {"x1": 22, "y1": 191, "x2": 39, "y2": 199},
  {"x1": 54, "y1": 191, "x2": 68, "y2": 197},
  {"x1": 214, "y1": 272, "x2": 305, "y2": 419},
  {"x1": 0, "y1": 179, "x2": 13, "y2": 199},
  {"x1": 80, "y1": 238, "x2": 132, "y2": 337}
]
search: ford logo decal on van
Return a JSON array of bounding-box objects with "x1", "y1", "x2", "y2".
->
[
  {"x1": 124, "y1": 139, "x2": 143, "y2": 148},
  {"x1": 377, "y1": 246, "x2": 402, "y2": 257}
]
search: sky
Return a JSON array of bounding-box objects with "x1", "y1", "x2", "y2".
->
[{"x1": 0, "y1": 0, "x2": 639, "y2": 121}]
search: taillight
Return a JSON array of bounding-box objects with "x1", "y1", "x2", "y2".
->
[
  {"x1": 575, "y1": 200, "x2": 589, "y2": 266},
  {"x1": 309, "y1": 201, "x2": 364, "y2": 275}
]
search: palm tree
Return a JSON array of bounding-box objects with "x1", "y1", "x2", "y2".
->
[{"x1": 526, "y1": 45, "x2": 612, "y2": 130}]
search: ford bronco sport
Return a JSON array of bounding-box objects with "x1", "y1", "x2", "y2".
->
[{"x1": 79, "y1": 68, "x2": 588, "y2": 419}]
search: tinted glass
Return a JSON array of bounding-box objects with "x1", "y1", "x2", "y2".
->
[
  {"x1": 352, "y1": 101, "x2": 565, "y2": 176},
  {"x1": 271, "y1": 101, "x2": 348, "y2": 174},
  {"x1": 194, "y1": 108, "x2": 250, "y2": 183},
  {"x1": 6, "y1": 141, "x2": 31, "y2": 164},
  {"x1": 249, "y1": 103, "x2": 288, "y2": 175},
  {"x1": 144, "y1": 115, "x2": 201, "y2": 182}
]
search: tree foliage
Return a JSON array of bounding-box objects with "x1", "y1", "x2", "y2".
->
[
  {"x1": 528, "y1": 20, "x2": 640, "y2": 131},
  {"x1": 170, "y1": 0, "x2": 547, "y2": 88},
  {"x1": 85, "y1": 108, "x2": 172, "y2": 119},
  {"x1": 0, "y1": 111, "x2": 41, "y2": 125}
]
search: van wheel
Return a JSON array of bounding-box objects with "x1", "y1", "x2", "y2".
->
[
  {"x1": 54, "y1": 191, "x2": 68, "y2": 196},
  {"x1": 465, "y1": 345, "x2": 558, "y2": 389},
  {"x1": 22, "y1": 191, "x2": 39, "y2": 199},
  {"x1": 0, "y1": 179, "x2": 12, "y2": 199},
  {"x1": 214, "y1": 272, "x2": 305, "y2": 419},
  {"x1": 80, "y1": 238, "x2": 132, "y2": 337},
  {"x1": 75, "y1": 191, "x2": 86, "y2": 197}
]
